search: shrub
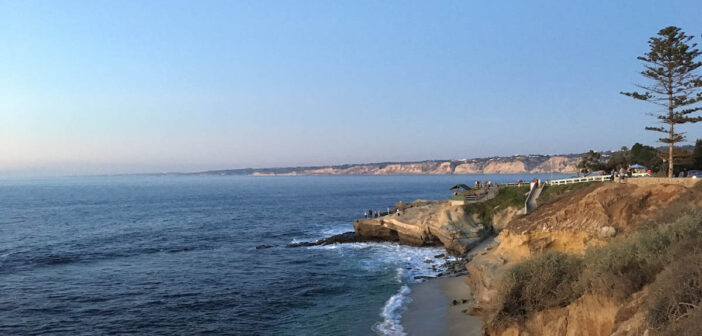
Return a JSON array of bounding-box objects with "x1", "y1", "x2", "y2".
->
[
  {"x1": 579, "y1": 212, "x2": 702, "y2": 300},
  {"x1": 464, "y1": 186, "x2": 529, "y2": 223},
  {"x1": 646, "y1": 236, "x2": 702, "y2": 336},
  {"x1": 492, "y1": 251, "x2": 583, "y2": 325}
]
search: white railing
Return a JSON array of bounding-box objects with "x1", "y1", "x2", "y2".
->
[{"x1": 547, "y1": 173, "x2": 650, "y2": 185}]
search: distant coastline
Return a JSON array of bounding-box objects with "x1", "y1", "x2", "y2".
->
[{"x1": 189, "y1": 153, "x2": 593, "y2": 176}]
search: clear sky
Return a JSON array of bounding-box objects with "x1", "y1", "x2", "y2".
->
[{"x1": 2, "y1": 1, "x2": 702, "y2": 175}]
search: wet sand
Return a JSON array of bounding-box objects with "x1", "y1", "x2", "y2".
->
[{"x1": 402, "y1": 276, "x2": 482, "y2": 336}]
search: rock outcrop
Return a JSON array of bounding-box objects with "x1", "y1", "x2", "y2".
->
[
  {"x1": 286, "y1": 232, "x2": 360, "y2": 247},
  {"x1": 353, "y1": 200, "x2": 489, "y2": 255}
]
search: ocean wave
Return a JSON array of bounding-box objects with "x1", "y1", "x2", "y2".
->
[
  {"x1": 307, "y1": 242, "x2": 444, "y2": 283},
  {"x1": 372, "y1": 281, "x2": 411, "y2": 336},
  {"x1": 308, "y1": 241, "x2": 447, "y2": 335}
]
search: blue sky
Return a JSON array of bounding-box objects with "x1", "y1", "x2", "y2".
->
[{"x1": 1, "y1": 1, "x2": 702, "y2": 174}]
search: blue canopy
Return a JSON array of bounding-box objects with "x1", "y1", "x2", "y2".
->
[{"x1": 631, "y1": 164, "x2": 646, "y2": 169}]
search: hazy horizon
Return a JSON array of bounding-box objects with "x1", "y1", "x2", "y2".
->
[{"x1": 3, "y1": 1, "x2": 702, "y2": 175}]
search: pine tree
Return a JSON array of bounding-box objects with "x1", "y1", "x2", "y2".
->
[
  {"x1": 621, "y1": 26, "x2": 702, "y2": 177},
  {"x1": 693, "y1": 139, "x2": 702, "y2": 170},
  {"x1": 577, "y1": 150, "x2": 604, "y2": 176}
]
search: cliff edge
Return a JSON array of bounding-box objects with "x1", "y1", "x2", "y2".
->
[
  {"x1": 353, "y1": 200, "x2": 490, "y2": 255},
  {"x1": 464, "y1": 179, "x2": 702, "y2": 336}
]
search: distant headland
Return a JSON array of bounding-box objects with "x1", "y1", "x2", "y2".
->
[{"x1": 188, "y1": 153, "x2": 600, "y2": 176}]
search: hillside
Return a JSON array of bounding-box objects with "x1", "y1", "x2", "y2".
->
[{"x1": 464, "y1": 178, "x2": 702, "y2": 336}]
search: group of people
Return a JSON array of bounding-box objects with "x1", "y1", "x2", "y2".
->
[
  {"x1": 364, "y1": 208, "x2": 395, "y2": 219},
  {"x1": 610, "y1": 166, "x2": 637, "y2": 183},
  {"x1": 473, "y1": 180, "x2": 492, "y2": 189}
]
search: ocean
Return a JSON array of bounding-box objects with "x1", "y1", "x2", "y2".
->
[{"x1": 0, "y1": 174, "x2": 568, "y2": 335}]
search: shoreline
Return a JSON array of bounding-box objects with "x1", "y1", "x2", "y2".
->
[{"x1": 401, "y1": 276, "x2": 482, "y2": 336}]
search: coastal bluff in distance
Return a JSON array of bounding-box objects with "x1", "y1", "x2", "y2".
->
[{"x1": 191, "y1": 154, "x2": 581, "y2": 176}]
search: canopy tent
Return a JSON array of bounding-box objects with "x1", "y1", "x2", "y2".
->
[{"x1": 631, "y1": 164, "x2": 646, "y2": 169}]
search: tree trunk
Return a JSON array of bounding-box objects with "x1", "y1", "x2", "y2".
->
[
  {"x1": 668, "y1": 87, "x2": 674, "y2": 178},
  {"x1": 668, "y1": 126, "x2": 674, "y2": 178}
]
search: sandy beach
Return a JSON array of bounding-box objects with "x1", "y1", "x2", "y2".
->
[{"x1": 402, "y1": 276, "x2": 482, "y2": 336}]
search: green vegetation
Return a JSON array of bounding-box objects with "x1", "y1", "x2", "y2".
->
[
  {"x1": 621, "y1": 26, "x2": 702, "y2": 177},
  {"x1": 693, "y1": 139, "x2": 702, "y2": 170},
  {"x1": 576, "y1": 150, "x2": 605, "y2": 175},
  {"x1": 490, "y1": 211, "x2": 702, "y2": 332},
  {"x1": 494, "y1": 251, "x2": 582, "y2": 323},
  {"x1": 646, "y1": 236, "x2": 702, "y2": 336},
  {"x1": 630, "y1": 143, "x2": 662, "y2": 171},
  {"x1": 464, "y1": 186, "x2": 528, "y2": 223},
  {"x1": 465, "y1": 183, "x2": 596, "y2": 224},
  {"x1": 537, "y1": 182, "x2": 597, "y2": 205}
]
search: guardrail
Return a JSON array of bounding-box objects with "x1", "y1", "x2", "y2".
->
[
  {"x1": 450, "y1": 194, "x2": 485, "y2": 201},
  {"x1": 547, "y1": 173, "x2": 650, "y2": 185}
]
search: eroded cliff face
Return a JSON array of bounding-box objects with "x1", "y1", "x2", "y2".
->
[
  {"x1": 465, "y1": 180, "x2": 702, "y2": 336},
  {"x1": 207, "y1": 155, "x2": 580, "y2": 176},
  {"x1": 353, "y1": 200, "x2": 488, "y2": 255},
  {"x1": 494, "y1": 295, "x2": 620, "y2": 336}
]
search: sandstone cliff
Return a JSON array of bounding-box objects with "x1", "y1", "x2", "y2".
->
[
  {"x1": 195, "y1": 154, "x2": 580, "y2": 176},
  {"x1": 464, "y1": 179, "x2": 702, "y2": 336},
  {"x1": 353, "y1": 200, "x2": 489, "y2": 255}
]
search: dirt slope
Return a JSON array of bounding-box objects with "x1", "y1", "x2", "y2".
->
[{"x1": 465, "y1": 179, "x2": 702, "y2": 336}]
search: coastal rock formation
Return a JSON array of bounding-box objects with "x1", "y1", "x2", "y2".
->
[
  {"x1": 453, "y1": 162, "x2": 481, "y2": 174},
  {"x1": 353, "y1": 200, "x2": 489, "y2": 255},
  {"x1": 195, "y1": 154, "x2": 581, "y2": 176},
  {"x1": 464, "y1": 179, "x2": 702, "y2": 336},
  {"x1": 483, "y1": 160, "x2": 527, "y2": 174},
  {"x1": 286, "y1": 232, "x2": 360, "y2": 247},
  {"x1": 531, "y1": 156, "x2": 579, "y2": 173}
]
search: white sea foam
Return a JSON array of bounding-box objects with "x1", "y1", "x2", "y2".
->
[
  {"x1": 309, "y1": 242, "x2": 444, "y2": 282},
  {"x1": 372, "y1": 282, "x2": 411, "y2": 336},
  {"x1": 308, "y1": 241, "x2": 447, "y2": 335},
  {"x1": 319, "y1": 226, "x2": 351, "y2": 238}
]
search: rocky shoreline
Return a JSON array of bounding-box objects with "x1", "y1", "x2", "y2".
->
[
  {"x1": 282, "y1": 230, "x2": 474, "y2": 279},
  {"x1": 270, "y1": 178, "x2": 702, "y2": 335}
]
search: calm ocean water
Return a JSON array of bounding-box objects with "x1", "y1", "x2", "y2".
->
[{"x1": 0, "y1": 174, "x2": 568, "y2": 335}]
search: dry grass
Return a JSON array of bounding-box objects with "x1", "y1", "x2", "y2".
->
[
  {"x1": 491, "y1": 251, "x2": 583, "y2": 326},
  {"x1": 537, "y1": 182, "x2": 599, "y2": 205},
  {"x1": 646, "y1": 236, "x2": 702, "y2": 335},
  {"x1": 579, "y1": 212, "x2": 701, "y2": 300},
  {"x1": 489, "y1": 210, "x2": 702, "y2": 329}
]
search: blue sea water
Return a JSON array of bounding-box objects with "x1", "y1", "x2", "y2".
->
[{"x1": 0, "y1": 174, "x2": 568, "y2": 335}]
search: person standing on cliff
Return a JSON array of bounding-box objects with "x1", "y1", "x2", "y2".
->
[{"x1": 619, "y1": 167, "x2": 626, "y2": 183}]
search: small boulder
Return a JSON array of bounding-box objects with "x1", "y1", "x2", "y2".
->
[
  {"x1": 255, "y1": 245, "x2": 273, "y2": 249},
  {"x1": 599, "y1": 226, "x2": 617, "y2": 238}
]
